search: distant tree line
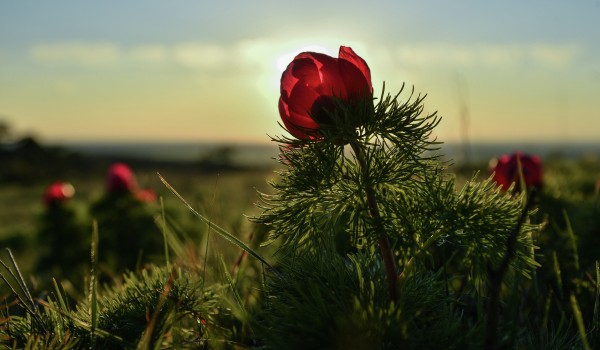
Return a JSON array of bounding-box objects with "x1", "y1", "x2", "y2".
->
[
  {"x1": 0, "y1": 120, "x2": 86, "y2": 183},
  {"x1": 0, "y1": 119, "x2": 252, "y2": 185}
]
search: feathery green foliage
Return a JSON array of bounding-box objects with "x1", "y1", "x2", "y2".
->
[
  {"x1": 256, "y1": 248, "x2": 479, "y2": 350},
  {"x1": 253, "y1": 84, "x2": 593, "y2": 349},
  {"x1": 1, "y1": 260, "x2": 233, "y2": 349}
]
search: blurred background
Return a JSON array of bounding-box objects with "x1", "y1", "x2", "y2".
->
[{"x1": 0, "y1": 0, "x2": 599, "y2": 161}]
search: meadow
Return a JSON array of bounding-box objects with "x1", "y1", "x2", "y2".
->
[
  {"x1": 0, "y1": 159, "x2": 276, "y2": 278},
  {"x1": 0, "y1": 138, "x2": 599, "y2": 348}
]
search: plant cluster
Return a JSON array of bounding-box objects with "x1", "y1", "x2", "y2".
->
[{"x1": 32, "y1": 163, "x2": 164, "y2": 286}]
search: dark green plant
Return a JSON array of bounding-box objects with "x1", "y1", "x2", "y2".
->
[
  {"x1": 90, "y1": 192, "x2": 164, "y2": 274},
  {"x1": 1, "y1": 254, "x2": 233, "y2": 349},
  {"x1": 256, "y1": 247, "x2": 479, "y2": 350},
  {"x1": 35, "y1": 203, "x2": 89, "y2": 285},
  {"x1": 252, "y1": 83, "x2": 593, "y2": 349}
]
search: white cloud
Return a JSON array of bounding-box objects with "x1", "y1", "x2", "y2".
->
[
  {"x1": 397, "y1": 44, "x2": 473, "y2": 65},
  {"x1": 479, "y1": 45, "x2": 524, "y2": 66},
  {"x1": 127, "y1": 45, "x2": 168, "y2": 63},
  {"x1": 27, "y1": 40, "x2": 270, "y2": 74},
  {"x1": 172, "y1": 43, "x2": 232, "y2": 69},
  {"x1": 30, "y1": 42, "x2": 120, "y2": 65},
  {"x1": 394, "y1": 43, "x2": 582, "y2": 68},
  {"x1": 529, "y1": 44, "x2": 582, "y2": 67},
  {"x1": 26, "y1": 40, "x2": 584, "y2": 73}
]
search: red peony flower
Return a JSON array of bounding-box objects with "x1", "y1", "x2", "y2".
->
[
  {"x1": 135, "y1": 188, "x2": 157, "y2": 203},
  {"x1": 43, "y1": 181, "x2": 75, "y2": 206},
  {"x1": 278, "y1": 46, "x2": 373, "y2": 139},
  {"x1": 106, "y1": 162, "x2": 138, "y2": 193},
  {"x1": 490, "y1": 152, "x2": 543, "y2": 191}
]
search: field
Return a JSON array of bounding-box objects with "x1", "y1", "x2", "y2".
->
[
  {"x1": 0, "y1": 141, "x2": 599, "y2": 349},
  {"x1": 0, "y1": 161, "x2": 276, "y2": 276}
]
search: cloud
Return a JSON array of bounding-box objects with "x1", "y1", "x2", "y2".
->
[
  {"x1": 30, "y1": 42, "x2": 120, "y2": 65},
  {"x1": 529, "y1": 44, "x2": 582, "y2": 67},
  {"x1": 172, "y1": 43, "x2": 232, "y2": 69},
  {"x1": 127, "y1": 45, "x2": 168, "y2": 63},
  {"x1": 394, "y1": 43, "x2": 583, "y2": 68},
  {"x1": 26, "y1": 40, "x2": 585, "y2": 73},
  {"x1": 28, "y1": 41, "x2": 241, "y2": 70},
  {"x1": 24, "y1": 39, "x2": 361, "y2": 77}
]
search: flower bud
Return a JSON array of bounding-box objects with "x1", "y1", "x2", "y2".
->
[{"x1": 279, "y1": 46, "x2": 372, "y2": 140}]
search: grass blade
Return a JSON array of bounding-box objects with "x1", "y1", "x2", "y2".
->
[
  {"x1": 562, "y1": 210, "x2": 580, "y2": 271},
  {"x1": 89, "y1": 220, "x2": 99, "y2": 347},
  {"x1": 159, "y1": 196, "x2": 170, "y2": 268},
  {"x1": 158, "y1": 173, "x2": 273, "y2": 269},
  {"x1": 594, "y1": 261, "x2": 599, "y2": 333},
  {"x1": 6, "y1": 249, "x2": 36, "y2": 313},
  {"x1": 570, "y1": 293, "x2": 591, "y2": 350},
  {"x1": 0, "y1": 249, "x2": 46, "y2": 329},
  {"x1": 552, "y1": 252, "x2": 564, "y2": 300},
  {"x1": 218, "y1": 253, "x2": 255, "y2": 340},
  {"x1": 52, "y1": 278, "x2": 69, "y2": 312}
]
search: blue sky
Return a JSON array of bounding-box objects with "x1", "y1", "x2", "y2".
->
[{"x1": 1, "y1": 1, "x2": 599, "y2": 143}]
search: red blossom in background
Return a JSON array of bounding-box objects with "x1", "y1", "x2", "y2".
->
[
  {"x1": 43, "y1": 181, "x2": 75, "y2": 207},
  {"x1": 106, "y1": 162, "x2": 157, "y2": 202},
  {"x1": 135, "y1": 188, "x2": 157, "y2": 203},
  {"x1": 278, "y1": 46, "x2": 373, "y2": 139},
  {"x1": 490, "y1": 152, "x2": 543, "y2": 191},
  {"x1": 107, "y1": 162, "x2": 138, "y2": 193}
]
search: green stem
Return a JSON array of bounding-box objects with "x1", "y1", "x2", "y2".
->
[{"x1": 350, "y1": 141, "x2": 398, "y2": 302}]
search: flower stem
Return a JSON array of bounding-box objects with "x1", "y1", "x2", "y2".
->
[{"x1": 350, "y1": 141, "x2": 398, "y2": 302}]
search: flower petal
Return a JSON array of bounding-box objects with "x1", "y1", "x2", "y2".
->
[
  {"x1": 279, "y1": 97, "x2": 318, "y2": 139},
  {"x1": 289, "y1": 55, "x2": 321, "y2": 89},
  {"x1": 338, "y1": 46, "x2": 373, "y2": 97},
  {"x1": 285, "y1": 79, "x2": 321, "y2": 116},
  {"x1": 280, "y1": 65, "x2": 299, "y2": 101},
  {"x1": 304, "y1": 52, "x2": 346, "y2": 98}
]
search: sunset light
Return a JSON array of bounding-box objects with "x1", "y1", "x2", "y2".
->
[{"x1": 0, "y1": 1, "x2": 598, "y2": 144}]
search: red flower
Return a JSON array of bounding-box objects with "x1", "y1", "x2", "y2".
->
[
  {"x1": 107, "y1": 162, "x2": 138, "y2": 193},
  {"x1": 135, "y1": 188, "x2": 157, "y2": 203},
  {"x1": 43, "y1": 181, "x2": 75, "y2": 206},
  {"x1": 278, "y1": 46, "x2": 372, "y2": 139},
  {"x1": 490, "y1": 152, "x2": 543, "y2": 191},
  {"x1": 106, "y1": 162, "x2": 157, "y2": 202}
]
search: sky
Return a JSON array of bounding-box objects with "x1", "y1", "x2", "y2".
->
[{"x1": 1, "y1": 0, "x2": 599, "y2": 144}]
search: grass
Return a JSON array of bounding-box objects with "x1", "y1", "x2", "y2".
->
[
  {"x1": 0, "y1": 153, "x2": 599, "y2": 348},
  {"x1": 0, "y1": 166, "x2": 275, "y2": 286}
]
